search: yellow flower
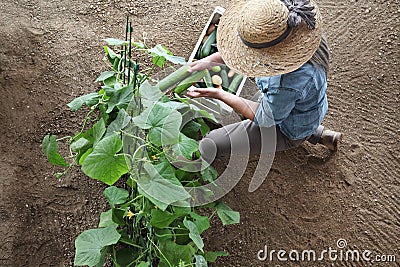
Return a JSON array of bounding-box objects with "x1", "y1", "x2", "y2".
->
[
  {"x1": 127, "y1": 210, "x2": 134, "y2": 219},
  {"x1": 151, "y1": 155, "x2": 158, "y2": 160}
]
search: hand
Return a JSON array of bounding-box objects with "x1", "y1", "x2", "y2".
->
[
  {"x1": 188, "y1": 52, "x2": 224, "y2": 73},
  {"x1": 186, "y1": 87, "x2": 225, "y2": 99},
  {"x1": 188, "y1": 60, "x2": 216, "y2": 72}
]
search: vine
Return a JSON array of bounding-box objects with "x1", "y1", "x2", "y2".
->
[{"x1": 42, "y1": 34, "x2": 240, "y2": 267}]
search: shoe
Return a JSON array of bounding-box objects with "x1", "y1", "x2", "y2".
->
[{"x1": 321, "y1": 129, "x2": 343, "y2": 152}]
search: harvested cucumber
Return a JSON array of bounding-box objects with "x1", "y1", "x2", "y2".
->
[
  {"x1": 227, "y1": 73, "x2": 243, "y2": 94},
  {"x1": 200, "y1": 29, "x2": 217, "y2": 58},
  {"x1": 174, "y1": 69, "x2": 208, "y2": 94},
  {"x1": 220, "y1": 69, "x2": 229, "y2": 89},
  {"x1": 157, "y1": 65, "x2": 191, "y2": 91},
  {"x1": 195, "y1": 44, "x2": 203, "y2": 60},
  {"x1": 210, "y1": 65, "x2": 221, "y2": 73},
  {"x1": 204, "y1": 70, "x2": 213, "y2": 87}
]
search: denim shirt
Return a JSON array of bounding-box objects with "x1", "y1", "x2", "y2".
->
[{"x1": 254, "y1": 62, "x2": 328, "y2": 140}]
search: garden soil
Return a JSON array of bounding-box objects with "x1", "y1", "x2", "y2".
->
[{"x1": 0, "y1": 0, "x2": 399, "y2": 266}]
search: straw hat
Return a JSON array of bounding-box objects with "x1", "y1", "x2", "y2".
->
[{"x1": 217, "y1": 0, "x2": 323, "y2": 77}]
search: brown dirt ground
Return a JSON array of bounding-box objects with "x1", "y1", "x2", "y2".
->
[{"x1": 0, "y1": 0, "x2": 399, "y2": 266}]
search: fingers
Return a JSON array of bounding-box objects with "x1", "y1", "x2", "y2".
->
[
  {"x1": 186, "y1": 88, "x2": 203, "y2": 98},
  {"x1": 188, "y1": 61, "x2": 207, "y2": 73},
  {"x1": 188, "y1": 59, "x2": 215, "y2": 73},
  {"x1": 187, "y1": 87, "x2": 219, "y2": 98},
  {"x1": 186, "y1": 91, "x2": 201, "y2": 98},
  {"x1": 188, "y1": 65, "x2": 199, "y2": 73},
  {"x1": 189, "y1": 88, "x2": 210, "y2": 93}
]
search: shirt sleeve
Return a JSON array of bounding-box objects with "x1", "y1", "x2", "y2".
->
[{"x1": 253, "y1": 87, "x2": 302, "y2": 127}]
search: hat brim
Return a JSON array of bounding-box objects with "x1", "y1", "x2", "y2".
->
[{"x1": 217, "y1": 0, "x2": 323, "y2": 77}]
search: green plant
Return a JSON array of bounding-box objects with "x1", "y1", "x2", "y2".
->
[{"x1": 42, "y1": 35, "x2": 240, "y2": 267}]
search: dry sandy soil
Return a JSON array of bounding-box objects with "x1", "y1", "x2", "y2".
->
[{"x1": 0, "y1": 0, "x2": 399, "y2": 266}]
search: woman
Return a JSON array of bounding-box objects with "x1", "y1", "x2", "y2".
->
[{"x1": 187, "y1": 0, "x2": 342, "y2": 161}]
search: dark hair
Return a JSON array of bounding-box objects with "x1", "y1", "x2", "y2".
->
[{"x1": 308, "y1": 34, "x2": 330, "y2": 72}]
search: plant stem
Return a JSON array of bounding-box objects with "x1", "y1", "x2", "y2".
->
[
  {"x1": 120, "y1": 194, "x2": 144, "y2": 208},
  {"x1": 55, "y1": 136, "x2": 72, "y2": 142},
  {"x1": 119, "y1": 238, "x2": 145, "y2": 249},
  {"x1": 120, "y1": 130, "x2": 147, "y2": 143},
  {"x1": 148, "y1": 237, "x2": 173, "y2": 267},
  {"x1": 79, "y1": 108, "x2": 96, "y2": 133}
]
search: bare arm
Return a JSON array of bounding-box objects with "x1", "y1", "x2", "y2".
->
[
  {"x1": 187, "y1": 53, "x2": 258, "y2": 119},
  {"x1": 187, "y1": 87, "x2": 259, "y2": 121}
]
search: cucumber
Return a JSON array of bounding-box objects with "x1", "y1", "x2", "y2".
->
[
  {"x1": 195, "y1": 44, "x2": 202, "y2": 60},
  {"x1": 157, "y1": 65, "x2": 191, "y2": 91},
  {"x1": 174, "y1": 69, "x2": 208, "y2": 94},
  {"x1": 204, "y1": 70, "x2": 213, "y2": 87},
  {"x1": 227, "y1": 73, "x2": 243, "y2": 94},
  {"x1": 200, "y1": 29, "x2": 217, "y2": 59},
  {"x1": 220, "y1": 69, "x2": 229, "y2": 89},
  {"x1": 210, "y1": 65, "x2": 221, "y2": 73}
]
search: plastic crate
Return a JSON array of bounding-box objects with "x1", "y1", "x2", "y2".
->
[{"x1": 186, "y1": 6, "x2": 247, "y2": 121}]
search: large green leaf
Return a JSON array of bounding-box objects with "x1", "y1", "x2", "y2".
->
[
  {"x1": 98, "y1": 209, "x2": 118, "y2": 228},
  {"x1": 136, "y1": 162, "x2": 191, "y2": 210},
  {"x1": 158, "y1": 240, "x2": 195, "y2": 267},
  {"x1": 74, "y1": 226, "x2": 121, "y2": 266},
  {"x1": 183, "y1": 217, "x2": 204, "y2": 252},
  {"x1": 181, "y1": 120, "x2": 201, "y2": 140},
  {"x1": 103, "y1": 186, "x2": 129, "y2": 207},
  {"x1": 104, "y1": 46, "x2": 119, "y2": 61},
  {"x1": 67, "y1": 93, "x2": 101, "y2": 111},
  {"x1": 172, "y1": 133, "x2": 199, "y2": 159},
  {"x1": 42, "y1": 135, "x2": 69, "y2": 167},
  {"x1": 215, "y1": 202, "x2": 240, "y2": 226},
  {"x1": 189, "y1": 212, "x2": 210, "y2": 234},
  {"x1": 106, "y1": 85, "x2": 133, "y2": 113},
  {"x1": 82, "y1": 134, "x2": 128, "y2": 185},
  {"x1": 137, "y1": 187, "x2": 169, "y2": 211},
  {"x1": 172, "y1": 206, "x2": 191, "y2": 217},
  {"x1": 148, "y1": 44, "x2": 186, "y2": 65},
  {"x1": 139, "y1": 81, "x2": 169, "y2": 109},
  {"x1": 95, "y1": 71, "x2": 115, "y2": 82},
  {"x1": 78, "y1": 148, "x2": 93, "y2": 166},
  {"x1": 70, "y1": 137, "x2": 91, "y2": 152},
  {"x1": 150, "y1": 209, "x2": 178, "y2": 229},
  {"x1": 94, "y1": 249, "x2": 107, "y2": 267},
  {"x1": 93, "y1": 118, "x2": 106, "y2": 146},
  {"x1": 158, "y1": 101, "x2": 188, "y2": 110},
  {"x1": 139, "y1": 80, "x2": 168, "y2": 103},
  {"x1": 106, "y1": 109, "x2": 131, "y2": 137},
  {"x1": 132, "y1": 104, "x2": 182, "y2": 146}
]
